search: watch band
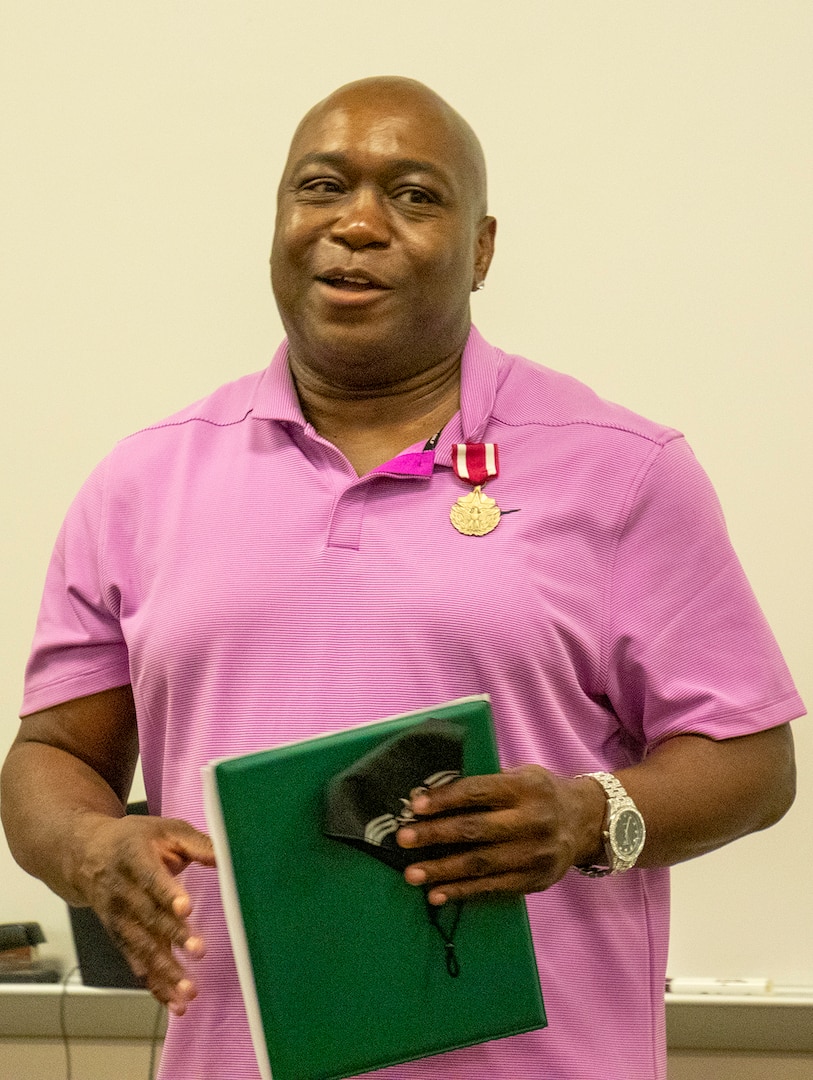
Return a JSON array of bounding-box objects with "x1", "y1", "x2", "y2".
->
[{"x1": 574, "y1": 771, "x2": 645, "y2": 877}]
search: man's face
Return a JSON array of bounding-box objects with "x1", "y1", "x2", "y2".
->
[{"x1": 271, "y1": 86, "x2": 494, "y2": 386}]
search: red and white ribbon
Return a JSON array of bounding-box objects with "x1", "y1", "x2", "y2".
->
[{"x1": 452, "y1": 443, "x2": 499, "y2": 487}]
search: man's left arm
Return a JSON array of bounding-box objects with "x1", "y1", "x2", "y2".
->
[{"x1": 396, "y1": 723, "x2": 796, "y2": 905}]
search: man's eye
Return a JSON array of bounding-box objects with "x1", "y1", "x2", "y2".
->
[
  {"x1": 300, "y1": 179, "x2": 343, "y2": 195},
  {"x1": 394, "y1": 187, "x2": 436, "y2": 205}
]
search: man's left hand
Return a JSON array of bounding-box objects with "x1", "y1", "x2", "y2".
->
[{"x1": 396, "y1": 766, "x2": 605, "y2": 905}]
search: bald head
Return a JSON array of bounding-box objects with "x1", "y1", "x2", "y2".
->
[
  {"x1": 270, "y1": 76, "x2": 496, "y2": 387},
  {"x1": 285, "y1": 76, "x2": 489, "y2": 219}
]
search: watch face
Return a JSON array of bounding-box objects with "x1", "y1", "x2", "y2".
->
[{"x1": 611, "y1": 808, "x2": 646, "y2": 860}]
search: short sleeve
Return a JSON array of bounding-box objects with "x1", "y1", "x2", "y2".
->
[
  {"x1": 21, "y1": 458, "x2": 131, "y2": 716},
  {"x1": 603, "y1": 437, "x2": 804, "y2": 746}
]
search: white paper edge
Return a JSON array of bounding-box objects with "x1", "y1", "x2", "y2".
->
[{"x1": 202, "y1": 764, "x2": 274, "y2": 1080}]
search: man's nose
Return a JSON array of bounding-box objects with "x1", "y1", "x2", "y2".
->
[{"x1": 330, "y1": 186, "x2": 390, "y2": 249}]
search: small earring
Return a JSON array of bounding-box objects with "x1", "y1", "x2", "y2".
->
[{"x1": 475, "y1": 280, "x2": 485, "y2": 291}]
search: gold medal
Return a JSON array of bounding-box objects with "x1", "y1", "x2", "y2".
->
[{"x1": 450, "y1": 485, "x2": 501, "y2": 536}]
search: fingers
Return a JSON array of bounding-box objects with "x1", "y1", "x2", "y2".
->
[
  {"x1": 398, "y1": 806, "x2": 516, "y2": 850},
  {"x1": 82, "y1": 816, "x2": 215, "y2": 1014},
  {"x1": 423, "y1": 870, "x2": 546, "y2": 907},
  {"x1": 403, "y1": 837, "x2": 566, "y2": 903},
  {"x1": 409, "y1": 773, "x2": 517, "y2": 817},
  {"x1": 109, "y1": 906, "x2": 194, "y2": 1011},
  {"x1": 160, "y1": 821, "x2": 217, "y2": 873}
]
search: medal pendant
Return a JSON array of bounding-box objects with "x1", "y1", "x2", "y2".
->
[{"x1": 450, "y1": 485, "x2": 501, "y2": 536}]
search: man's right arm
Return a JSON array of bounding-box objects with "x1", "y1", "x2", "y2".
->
[{"x1": 0, "y1": 686, "x2": 215, "y2": 1014}]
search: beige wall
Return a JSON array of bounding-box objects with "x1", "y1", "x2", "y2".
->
[
  {"x1": 0, "y1": 1040, "x2": 160, "y2": 1080},
  {"x1": 1, "y1": 0, "x2": 811, "y2": 1032},
  {"x1": 670, "y1": 1051, "x2": 813, "y2": 1079}
]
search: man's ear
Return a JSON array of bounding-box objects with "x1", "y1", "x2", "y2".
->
[{"x1": 472, "y1": 216, "x2": 497, "y2": 290}]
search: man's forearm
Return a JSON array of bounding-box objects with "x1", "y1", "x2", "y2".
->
[
  {"x1": 1, "y1": 685, "x2": 140, "y2": 903},
  {"x1": 1, "y1": 739, "x2": 128, "y2": 905},
  {"x1": 616, "y1": 724, "x2": 796, "y2": 868}
]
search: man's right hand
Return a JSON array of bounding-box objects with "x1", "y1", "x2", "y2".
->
[
  {"x1": 74, "y1": 813, "x2": 216, "y2": 1014},
  {"x1": 1, "y1": 686, "x2": 215, "y2": 1015}
]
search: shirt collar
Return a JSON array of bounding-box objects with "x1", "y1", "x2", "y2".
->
[
  {"x1": 250, "y1": 325, "x2": 502, "y2": 467},
  {"x1": 250, "y1": 339, "x2": 305, "y2": 425}
]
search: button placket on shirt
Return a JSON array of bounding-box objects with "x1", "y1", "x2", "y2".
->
[{"x1": 325, "y1": 451, "x2": 438, "y2": 552}]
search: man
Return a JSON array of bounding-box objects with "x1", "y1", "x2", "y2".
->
[{"x1": 1, "y1": 76, "x2": 803, "y2": 1079}]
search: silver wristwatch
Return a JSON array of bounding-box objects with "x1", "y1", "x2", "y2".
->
[{"x1": 575, "y1": 771, "x2": 646, "y2": 877}]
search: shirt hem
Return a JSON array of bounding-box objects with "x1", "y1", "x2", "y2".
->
[
  {"x1": 647, "y1": 690, "x2": 805, "y2": 749},
  {"x1": 20, "y1": 667, "x2": 132, "y2": 718}
]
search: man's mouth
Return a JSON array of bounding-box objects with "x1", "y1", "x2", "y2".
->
[{"x1": 316, "y1": 271, "x2": 390, "y2": 292}]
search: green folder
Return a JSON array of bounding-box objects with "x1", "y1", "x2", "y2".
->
[{"x1": 202, "y1": 694, "x2": 546, "y2": 1080}]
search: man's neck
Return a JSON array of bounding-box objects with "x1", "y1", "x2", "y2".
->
[{"x1": 289, "y1": 349, "x2": 462, "y2": 476}]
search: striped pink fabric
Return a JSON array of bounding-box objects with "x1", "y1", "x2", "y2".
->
[{"x1": 23, "y1": 326, "x2": 804, "y2": 1079}]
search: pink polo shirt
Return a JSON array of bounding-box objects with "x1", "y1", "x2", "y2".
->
[{"x1": 23, "y1": 326, "x2": 804, "y2": 1080}]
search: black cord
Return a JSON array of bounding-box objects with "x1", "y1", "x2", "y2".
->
[
  {"x1": 59, "y1": 964, "x2": 81, "y2": 1080},
  {"x1": 58, "y1": 962, "x2": 165, "y2": 1080},
  {"x1": 425, "y1": 898, "x2": 463, "y2": 977}
]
